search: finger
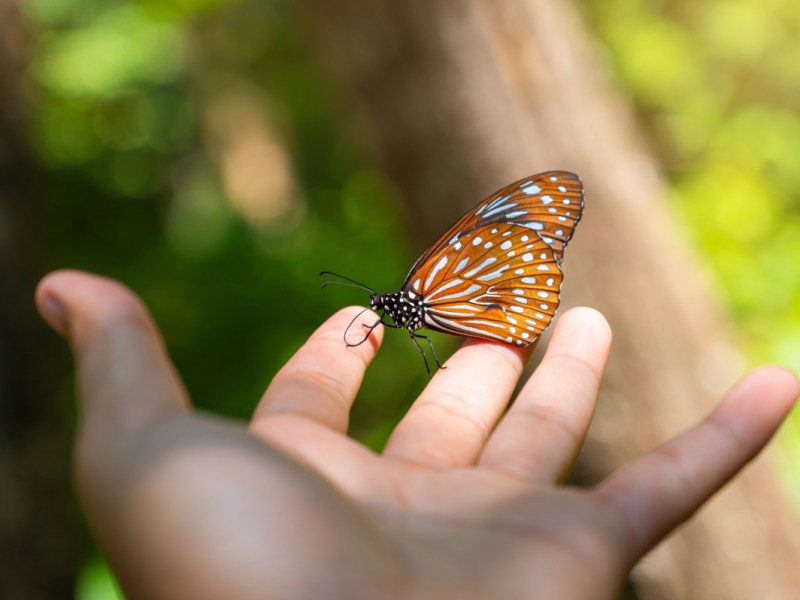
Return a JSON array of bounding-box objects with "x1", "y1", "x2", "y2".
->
[
  {"x1": 251, "y1": 307, "x2": 383, "y2": 434},
  {"x1": 35, "y1": 269, "x2": 190, "y2": 441},
  {"x1": 479, "y1": 308, "x2": 611, "y2": 482},
  {"x1": 381, "y1": 337, "x2": 530, "y2": 468},
  {"x1": 595, "y1": 366, "x2": 799, "y2": 562}
]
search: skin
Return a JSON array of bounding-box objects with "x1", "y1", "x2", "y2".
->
[{"x1": 36, "y1": 270, "x2": 798, "y2": 600}]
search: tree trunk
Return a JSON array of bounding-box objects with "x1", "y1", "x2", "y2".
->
[
  {"x1": 297, "y1": 0, "x2": 800, "y2": 597},
  {"x1": 0, "y1": 0, "x2": 81, "y2": 597}
]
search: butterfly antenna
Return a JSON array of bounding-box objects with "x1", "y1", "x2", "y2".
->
[
  {"x1": 319, "y1": 271, "x2": 376, "y2": 294},
  {"x1": 343, "y1": 306, "x2": 376, "y2": 345}
]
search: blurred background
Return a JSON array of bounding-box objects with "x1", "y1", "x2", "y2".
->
[{"x1": 1, "y1": 0, "x2": 799, "y2": 598}]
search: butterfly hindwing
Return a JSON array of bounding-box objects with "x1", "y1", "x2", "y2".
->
[{"x1": 406, "y1": 224, "x2": 564, "y2": 346}]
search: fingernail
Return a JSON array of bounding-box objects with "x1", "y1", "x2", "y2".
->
[{"x1": 40, "y1": 293, "x2": 68, "y2": 335}]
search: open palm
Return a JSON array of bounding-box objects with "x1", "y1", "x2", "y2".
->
[{"x1": 37, "y1": 271, "x2": 797, "y2": 599}]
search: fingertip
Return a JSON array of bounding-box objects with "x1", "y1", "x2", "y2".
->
[
  {"x1": 333, "y1": 305, "x2": 385, "y2": 348},
  {"x1": 36, "y1": 269, "x2": 95, "y2": 335},
  {"x1": 559, "y1": 306, "x2": 612, "y2": 343},
  {"x1": 254, "y1": 306, "x2": 384, "y2": 431},
  {"x1": 718, "y1": 365, "x2": 800, "y2": 435},
  {"x1": 746, "y1": 365, "x2": 800, "y2": 397},
  {"x1": 545, "y1": 307, "x2": 612, "y2": 367},
  {"x1": 457, "y1": 337, "x2": 529, "y2": 373},
  {"x1": 36, "y1": 282, "x2": 68, "y2": 336},
  {"x1": 35, "y1": 270, "x2": 156, "y2": 352}
]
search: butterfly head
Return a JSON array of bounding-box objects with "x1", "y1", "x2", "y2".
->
[{"x1": 369, "y1": 293, "x2": 385, "y2": 312}]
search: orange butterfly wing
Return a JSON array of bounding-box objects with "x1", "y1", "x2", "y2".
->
[{"x1": 403, "y1": 171, "x2": 584, "y2": 346}]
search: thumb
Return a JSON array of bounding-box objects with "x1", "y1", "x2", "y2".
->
[{"x1": 35, "y1": 270, "x2": 189, "y2": 442}]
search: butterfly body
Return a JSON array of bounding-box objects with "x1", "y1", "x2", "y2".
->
[
  {"x1": 369, "y1": 291, "x2": 425, "y2": 332},
  {"x1": 324, "y1": 170, "x2": 584, "y2": 376}
]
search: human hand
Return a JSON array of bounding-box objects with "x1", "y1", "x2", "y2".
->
[{"x1": 36, "y1": 270, "x2": 798, "y2": 600}]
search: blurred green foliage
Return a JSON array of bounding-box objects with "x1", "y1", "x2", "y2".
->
[
  {"x1": 581, "y1": 0, "x2": 800, "y2": 494},
  {"x1": 23, "y1": 0, "x2": 445, "y2": 433},
  {"x1": 17, "y1": 0, "x2": 800, "y2": 595}
]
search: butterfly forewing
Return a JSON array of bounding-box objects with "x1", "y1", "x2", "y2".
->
[
  {"x1": 402, "y1": 171, "x2": 583, "y2": 347},
  {"x1": 402, "y1": 170, "x2": 582, "y2": 290},
  {"x1": 477, "y1": 171, "x2": 583, "y2": 264}
]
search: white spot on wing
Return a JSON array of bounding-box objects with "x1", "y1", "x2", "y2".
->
[
  {"x1": 425, "y1": 314, "x2": 508, "y2": 342},
  {"x1": 510, "y1": 305, "x2": 524, "y2": 314},
  {"x1": 464, "y1": 256, "x2": 497, "y2": 278},
  {"x1": 454, "y1": 257, "x2": 470, "y2": 274},
  {"x1": 521, "y1": 277, "x2": 536, "y2": 284},
  {"x1": 413, "y1": 279, "x2": 420, "y2": 291},
  {"x1": 482, "y1": 194, "x2": 511, "y2": 214},
  {"x1": 477, "y1": 265, "x2": 510, "y2": 281},
  {"x1": 431, "y1": 304, "x2": 481, "y2": 316},
  {"x1": 501, "y1": 240, "x2": 512, "y2": 251},
  {"x1": 522, "y1": 253, "x2": 534, "y2": 262},
  {"x1": 424, "y1": 278, "x2": 464, "y2": 301},
  {"x1": 424, "y1": 256, "x2": 448, "y2": 291},
  {"x1": 430, "y1": 283, "x2": 482, "y2": 303},
  {"x1": 541, "y1": 195, "x2": 553, "y2": 205},
  {"x1": 483, "y1": 202, "x2": 519, "y2": 219},
  {"x1": 521, "y1": 183, "x2": 542, "y2": 195}
]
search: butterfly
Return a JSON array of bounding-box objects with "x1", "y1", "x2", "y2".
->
[{"x1": 322, "y1": 170, "x2": 584, "y2": 377}]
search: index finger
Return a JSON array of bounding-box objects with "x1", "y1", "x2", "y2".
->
[{"x1": 251, "y1": 307, "x2": 383, "y2": 433}]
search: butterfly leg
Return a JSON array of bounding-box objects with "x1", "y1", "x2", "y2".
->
[
  {"x1": 409, "y1": 331, "x2": 445, "y2": 378},
  {"x1": 347, "y1": 315, "x2": 400, "y2": 348}
]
